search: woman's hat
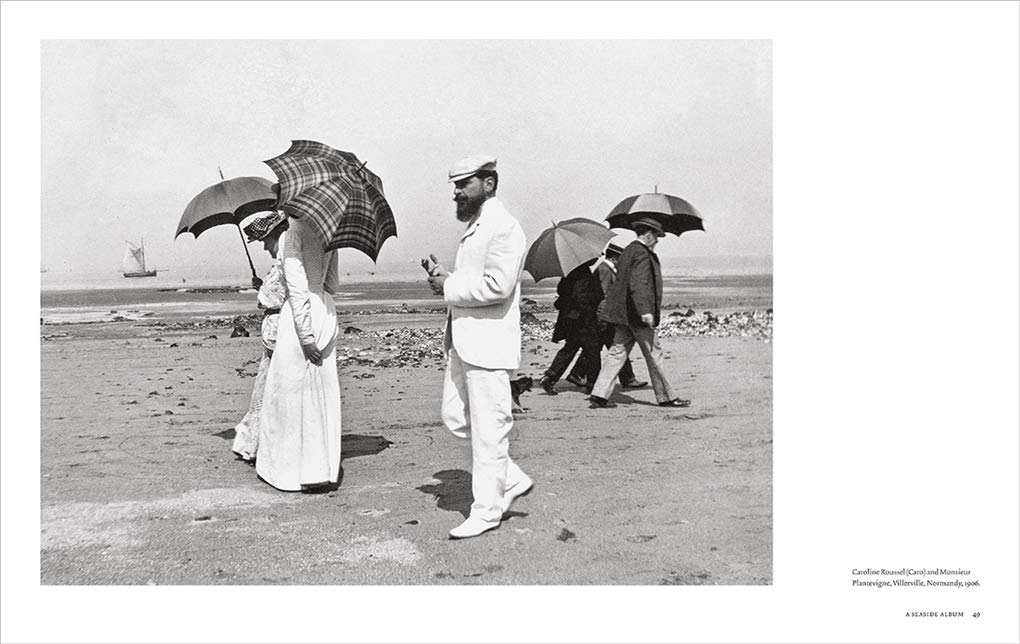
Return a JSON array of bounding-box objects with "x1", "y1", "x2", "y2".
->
[{"x1": 243, "y1": 211, "x2": 288, "y2": 242}]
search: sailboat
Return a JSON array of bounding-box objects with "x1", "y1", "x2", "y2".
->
[{"x1": 122, "y1": 239, "x2": 157, "y2": 278}]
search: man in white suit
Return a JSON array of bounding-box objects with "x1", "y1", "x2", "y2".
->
[{"x1": 422, "y1": 155, "x2": 533, "y2": 539}]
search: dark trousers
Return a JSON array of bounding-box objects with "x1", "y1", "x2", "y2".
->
[{"x1": 545, "y1": 325, "x2": 602, "y2": 386}]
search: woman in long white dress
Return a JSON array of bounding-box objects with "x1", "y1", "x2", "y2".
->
[{"x1": 255, "y1": 216, "x2": 342, "y2": 491}]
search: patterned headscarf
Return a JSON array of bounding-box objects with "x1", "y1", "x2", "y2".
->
[{"x1": 243, "y1": 211, "x2": 288, "y2": 242}]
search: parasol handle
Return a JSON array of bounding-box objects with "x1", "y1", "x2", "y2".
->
[{"x1": 236, "y1": 223, "x2": 258, "y2": 281}]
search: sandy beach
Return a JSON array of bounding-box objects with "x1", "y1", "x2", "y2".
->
[{"x1": 40, "y1": 279, "x2": 772, "y2": 585}]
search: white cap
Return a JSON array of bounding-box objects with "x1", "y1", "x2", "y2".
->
[{"x1": 448, "y1": 155, "x2": 497, "y2": 182}]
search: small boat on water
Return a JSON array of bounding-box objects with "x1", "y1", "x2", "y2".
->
[{"x1": 122, "y1": 239, "x2": 157, "y2": 278}]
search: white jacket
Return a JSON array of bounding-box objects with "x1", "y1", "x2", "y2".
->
[{"x1": 443, "y1": 197, "x2": 527, "y2": 370}]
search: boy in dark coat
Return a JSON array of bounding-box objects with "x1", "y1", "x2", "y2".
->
[{"x1": 540, "y1": 259, "x2": 603, "y2": 394}]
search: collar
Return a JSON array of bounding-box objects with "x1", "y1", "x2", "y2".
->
[
  {"x1": 460, "y1": 197, "x2": 500, "y2": 241},
  {"x1": 634, "y1": 238, "x2": 658, "y2": 256}
]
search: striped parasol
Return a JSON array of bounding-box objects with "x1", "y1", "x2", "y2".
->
[
  {"x1": 524, "y1": 218, "x2": 616, "y2": 282},
  {"x1": 264, "y1": 140, "x2": 397, "y2": 261},
  {"x1": 605, "y1": 190, "x2": 704, "y2": 237}
]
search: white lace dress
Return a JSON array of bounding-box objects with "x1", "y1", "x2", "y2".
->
[
  {"x1": 255, "y1": 219, "x2": 342, "y2": 490},
  {"x1": 231, "y1": 262, "x2": 287, "y2": 461}
]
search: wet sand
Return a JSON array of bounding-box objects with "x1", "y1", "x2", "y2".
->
[{"x1": 40, "y1": 297, "x2": 771, "y2": 585}]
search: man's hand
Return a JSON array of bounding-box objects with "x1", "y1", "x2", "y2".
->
[
  {"x1": 640, "y1": 313, "x2": 656, "y2": 328},
  {"x1": 302, "y1": 343, "x2": 323, "y2": 366},
  {"x1": 251, "y1": 276, "x2": 264, "y2": 289},
  {"x1": 420, "y1": 254, "x2": 449, "y2": 277},
  {"x1": 421, "y1": 253, "x2": 449, "y2": 296},
  {"x1": 428, "y1": 274, "x2": 447, "y2": 296}
]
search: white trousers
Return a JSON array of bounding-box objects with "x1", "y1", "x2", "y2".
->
[{"x1": 442, "y1": 347, "x2": 529, "y2": 523}]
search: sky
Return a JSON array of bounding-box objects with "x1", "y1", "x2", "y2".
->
[{"x1": 41, "y1": 39, "x2": 771, "y2": 277}]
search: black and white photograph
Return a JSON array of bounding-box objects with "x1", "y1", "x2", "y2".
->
[
  {"x1": 35, "y1": 35, "x2": 773, "y2": 582},
  {"x1": 3, "y1": 2, "x2": 1018, "y2": 643}
]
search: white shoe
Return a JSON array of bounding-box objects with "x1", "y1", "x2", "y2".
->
[
  {"x1": 500, "y1": 475, "x2": 534, "y2": 513},
  {"x1": 449, "y1": 517, "x2": 500, "y2": 539}
]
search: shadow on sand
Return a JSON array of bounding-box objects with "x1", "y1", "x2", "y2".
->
[
  {"x1": 216, "y1": 431, "x2": 394, "y2": 461},
  {"x1": 416, "y1": 469, "x2": 472, "y2": 518},
  {"x1": 304, "y1": 434, "x2": 394, "y2": 493},
  {"x1": 341, "y1": 434, "x2": 394, "y2": 461},
  {"x1": 601, "y1": 391, "x2": 660, "y2": 407},
  {"x1": 416, "y1": 469, "x2": 530, "y2": 521}
]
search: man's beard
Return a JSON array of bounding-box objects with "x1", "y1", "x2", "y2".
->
[{"x1": 455, "y1": 193, "x2": 486, "y2": 221}]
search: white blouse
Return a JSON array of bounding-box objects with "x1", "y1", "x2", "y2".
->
[{"x1": 279, "y1": 219, "x2": 340, "y2": 345}]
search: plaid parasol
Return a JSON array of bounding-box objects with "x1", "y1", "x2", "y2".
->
[{"x1": 264, "y1": 140, "x2": 397, "y2": 261}]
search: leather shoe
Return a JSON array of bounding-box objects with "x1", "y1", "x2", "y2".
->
[
  {"x1": 500, "y1": 475, "x2": 534, "y2": 513},
  {"x1": 565, "y1": 374, "x2": 587, "y2": 388},
  {"x1": 449, "y1": 517, "x2": 500, "y2": 539},
  {"x1": 621, "y1": 379, "x2": 648, "y2": 389},
  {"x1": 658, "y1": 398, "x2": 691, "y2": 407},
  {"x1": 589, "y1": 395, "x2": 617, "y2": 408},
  {"x1": 540, "y1": 376, "x2": 558, "y2": 395}
]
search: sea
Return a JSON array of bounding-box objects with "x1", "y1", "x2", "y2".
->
[{"x1": 40, "y1": 255, "x2": 772, "y2": 325}]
